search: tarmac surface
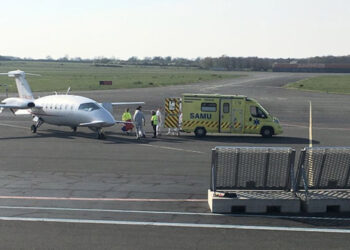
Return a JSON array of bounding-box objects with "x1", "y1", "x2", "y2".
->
[{"x1": 0, "y1": 71, "x2": 349, "y2": 249}]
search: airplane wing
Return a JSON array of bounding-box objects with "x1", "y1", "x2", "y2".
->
[
  {"x1": 99, "y1": 102, "x2": 145, "y2": 114},
  {"x1": 115, "y1": 120, "x2": 133, "y2": 124},
  {"x1": 111, "y1": 102, "x2": 145, "y2": 106},
  {"x1": 79, "y1": 121, "x2": 114, "y2": 127}
]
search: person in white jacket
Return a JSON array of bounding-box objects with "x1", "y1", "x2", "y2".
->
[
  {"x1": 156, "y1": 107, "x2": 163, "y2": 136},
  {"x1": 133, "y1": 106, "x2": 146, "y2": 139}
]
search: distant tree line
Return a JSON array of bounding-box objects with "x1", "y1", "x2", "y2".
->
[{"x1": 1, "y1": 54, "x2": 350, "y2": 71}]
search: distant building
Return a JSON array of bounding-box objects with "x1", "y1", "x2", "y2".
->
[{"x1": 272, "y1": 63, "x2": 350, "y2": 73}]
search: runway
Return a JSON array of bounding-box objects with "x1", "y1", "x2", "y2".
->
[{"x1": 0, "y1": 71, "x2": 349, "y2": 249}]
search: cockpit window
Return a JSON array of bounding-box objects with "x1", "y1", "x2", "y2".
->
[
  {"x1": 250, "y1": 106, "x2": 267, "y2": 119},
  {"x1": 78, "y1": 102, "x2": 100, "y2": 111}
]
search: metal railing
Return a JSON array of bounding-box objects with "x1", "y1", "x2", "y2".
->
[
  {"x1": 296, "y1": 147, "x2": 350, "y2": 191},
  {"x1": 210, "y1": 146, "x2": 296, "y2": 192}
]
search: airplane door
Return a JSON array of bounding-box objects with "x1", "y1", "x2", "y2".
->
[{"x1": 220, "y1": 100, "x2": 231, "y2": 133}]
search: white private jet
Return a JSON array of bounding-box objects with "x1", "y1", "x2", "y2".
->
[{"x1": 0, "y1": 70, "x2": 144, "y2": 139}]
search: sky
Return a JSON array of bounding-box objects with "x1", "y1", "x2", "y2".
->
[{"x1": 1, "y1": 0, "x2": 350, "y2": 60}]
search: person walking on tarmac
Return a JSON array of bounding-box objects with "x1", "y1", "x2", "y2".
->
[
  {"x1": 122, "y1": 108, "x2": 133, "y2": 135},
  {"x1": 151, "y1": 110, "x2": 158, "y2": 138},
  {"x1": 156, "y1": 107, "x2": 162, "y2": 136},
  {"x1": 133, "y1": 106, "x2": 146, "y2": 139}
]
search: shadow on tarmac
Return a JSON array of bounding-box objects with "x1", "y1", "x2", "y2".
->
[
  {"x1": 291, "y1": 216, "x2": 350, "y2": 228},
  {"x1": 183, "y1": 135, "x2": 319, "y2": 145},
  {"x1": 0, "y1": 129, "x2": 180, "y2": 145},
  {"x1": 0, "y1": 129, "x2": 319, "y2": 145},
  {"x1": 264, "y1": 211, "x2": 350, "y2": 228}
]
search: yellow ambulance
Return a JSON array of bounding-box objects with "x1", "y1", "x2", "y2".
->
[{"x1": 164, "y1": 93, "x2": 283, "y2": 137}]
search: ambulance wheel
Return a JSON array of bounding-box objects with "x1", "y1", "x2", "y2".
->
[
  {"x1": 261, "y1": 127, "x2": 273, "y2": 138},
  {"x1": 31, "y1": 125, "x2": 37, "y2": 133},
  {"x1": 194, "y1": 127, "x2": 206, "y2": 137}
]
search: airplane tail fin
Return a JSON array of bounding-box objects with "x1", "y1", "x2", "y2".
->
[{"x1": 2, "y1": 70, "x2": 39, "y2": 100}]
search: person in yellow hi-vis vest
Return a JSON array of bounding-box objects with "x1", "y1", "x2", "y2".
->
[
  {"x1": 151, "y1": 110, "x2": 158, "y2": 138},
  {"x1": 122, "y1": 108, "x2": 133, "y2": 135}
]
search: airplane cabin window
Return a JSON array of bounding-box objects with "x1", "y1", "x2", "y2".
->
[{"x1": 78, "y1": 102, "x2": 100, "y2": 111}]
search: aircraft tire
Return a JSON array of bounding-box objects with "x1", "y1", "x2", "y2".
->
[{"x1": 31, "y1": 125, "x2": 37, "y2": 133}]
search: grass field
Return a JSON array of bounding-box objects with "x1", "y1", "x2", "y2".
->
[
  {"x1": 286, "y1": 75, "x2": 350, "y2": 94},
  {"x1": 0, "y1": 61, "x2": 244, "y2": 93}
]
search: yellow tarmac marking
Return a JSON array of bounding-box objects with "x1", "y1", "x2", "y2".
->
[
  {"x1": 309, "y1": 101, "x2": 313, "y2": 147},
  {"x1": 309, "y1": 101, "x2": 314, "y2": 186}
]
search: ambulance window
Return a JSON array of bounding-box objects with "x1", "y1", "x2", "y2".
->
[
  {"x1": 250, "y1": 106, "x2": 267, "y2": 118},
  {"x1": 223, "y1": 103, "x2": 229, "y2": 113},
  {"x1": 168, "y1": 100, "x2": 176, "y2": 111},
  {"x1": 201, "y1": 103, "x2": 217, "y2": 112}
]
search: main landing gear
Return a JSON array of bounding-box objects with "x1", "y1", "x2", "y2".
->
[
  {"x1": 89, "y1": 127, "x2": 106, "y2": 140},
  {"x1": 31, "y1": 117, "x2": 44, "y2": 133},
  {"x1": 97, "y1": 129, "x2": 106, "y2": 140}
]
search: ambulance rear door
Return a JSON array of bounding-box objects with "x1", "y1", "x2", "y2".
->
[{"x1": 164, "y1": 97, "x2": 181, "y2": 129}]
